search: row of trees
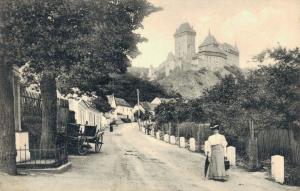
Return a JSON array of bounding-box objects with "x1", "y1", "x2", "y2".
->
[
  {"x1": 155, "y1": 46, "x2": 300, "y2": 138},
  {"x1": 0, "y1": 0, "x2": 158, "y2": 174}
]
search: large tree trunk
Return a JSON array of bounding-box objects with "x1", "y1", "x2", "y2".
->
[
  {"x1": 0, "y1": 62, "x2": 17, "y2": 175},
  {"x1": 0, "y1": 0, "x2": 17, "y2": 174},
  {"x1": 39, "y1": 71, "x2": 57, "y2": 154}
]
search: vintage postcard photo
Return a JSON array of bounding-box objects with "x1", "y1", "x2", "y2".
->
[{"x1": 0, "y1": 0, "x2": 299, "y2": 190}]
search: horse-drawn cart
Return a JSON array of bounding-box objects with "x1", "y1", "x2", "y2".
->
[{"x1": 67, "y1": 123, "x2": 104, "y2": 155}]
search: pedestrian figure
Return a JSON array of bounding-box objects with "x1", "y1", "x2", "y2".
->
[
  {"x1": 206, "y1": 124, "x2": 228, "y2": 181},
  {"x1": 110, "y1": 120, "x2": 115, "y2": 132}
]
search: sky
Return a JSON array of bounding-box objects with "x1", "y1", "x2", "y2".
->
[{"x1": 131, "y1": 0, "x2": 300, "y2": 69}]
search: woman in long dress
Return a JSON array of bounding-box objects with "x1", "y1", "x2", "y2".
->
[{"x1": 206, "y1": 125, "x2": 228, "y2": 181}]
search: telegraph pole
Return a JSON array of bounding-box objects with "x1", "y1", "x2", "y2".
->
[
  {"x1": 137, "y1": 89, "x2": 141, "y2": 129},
  {"x1": 137, "y1": 89, "x2": 140, "y2": 117}
]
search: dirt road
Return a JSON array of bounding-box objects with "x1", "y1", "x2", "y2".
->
[{"x1": 0, "y1": 123, "x2": 298, "y2": 191}]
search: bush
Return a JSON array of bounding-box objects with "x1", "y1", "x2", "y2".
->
[{"x1": 285, "y1": 165, "x2": 300, "y2": 186}]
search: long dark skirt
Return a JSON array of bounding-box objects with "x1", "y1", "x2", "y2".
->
[{"x1": 208, "y1": 144, "x2": 228, "y2": 180}]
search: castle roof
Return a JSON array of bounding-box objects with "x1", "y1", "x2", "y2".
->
[
  {"x1": 221, "y1": 43, "x2": 239, "y2": 52},
  {"x1": 198, "y1": 46, "x2": 225, "y2": 54},
  {"x1": 174, "y1": 22, "x2": 196, "y2": 36},
  {"x1": 199, "y1": 31, "x2": 218, "y2": 47},
  {"x1": 197, "y1": 31, "x2": 225, "y2": 56}
]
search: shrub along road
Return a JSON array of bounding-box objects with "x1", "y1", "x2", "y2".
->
[{"x1": 0, "y1": 123, "x2": 298, "y2": 191}]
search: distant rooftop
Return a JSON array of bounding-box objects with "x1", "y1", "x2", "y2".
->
[
  {"x1": 115, "y1": 97, "x2": 131, "y2": 107},
  {"x1": 140, "y1": 102, "x2": 157, "y2": 112}
]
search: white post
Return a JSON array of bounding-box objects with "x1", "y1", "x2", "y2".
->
[
  {"x1": 156, "y1": 131, "x2": 160, "y2": 140},
  {"x1": 189, "y1": 138, "x2": 196, "y2": 152},
  {"x1": 271, "y1": 155, "x2": 284, "y2": 184},
  {"x1": 164, "y1": 134, "x2": 170, "y2": 143},
  {"x1": 179, "y1": 137, "x2": 185, "y2": 148},
  {"x1": 15, "y1": 132, "x2": 30, "y2": 162},
  {"x1": 170, "y1": 135, "x2": 176, "y2": 145},
  {"x1": 150, "y1": 129, "x2": 155, "y2": 137},
  {"x1": 227, "y1": 146, "x2": 236, "y2": 166}
]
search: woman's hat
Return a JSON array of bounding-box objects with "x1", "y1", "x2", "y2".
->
[{"x1": 210, "y1": 124, "x2": 219, "y2": 130}]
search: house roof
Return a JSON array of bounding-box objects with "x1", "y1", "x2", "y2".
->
[
  {"x1": 81, "y1": 100, "x2": 99, "y2": 112},
  {"x1": 106, "y1": 95, "x2": 114, "y2": 106},
  {"x1": 140, "y1": 102, "x2": 157, "y2": 112},
  {"x1": 115, "y1": 97, "x2": 131, "y2": 107},
  {"x1": 152, "y1": 97, "x2": 176, "y2": 104},
  {"x1": 106, "y1": 94, "x2": 131, "y2": 107}
]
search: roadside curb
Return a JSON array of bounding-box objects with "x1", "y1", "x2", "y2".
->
[{"x1": 18, "y1": 162, "x2": 72, "y2": 174}]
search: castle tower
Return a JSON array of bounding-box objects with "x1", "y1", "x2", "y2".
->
[{"x1": 174, "y1": 22, "x2": 196, "y2": 62}]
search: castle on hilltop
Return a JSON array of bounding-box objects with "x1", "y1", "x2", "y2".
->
[{"x1": 149, "y1": 22, "x2": 239, "y2": 79}]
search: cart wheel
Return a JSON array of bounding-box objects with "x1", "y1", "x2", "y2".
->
[
  {"x1": 95, "y1": 138, "x2": 102, "y2": 152},
  {"x1": 78, "y1": 138, "x2": 88, "y2": 155}
]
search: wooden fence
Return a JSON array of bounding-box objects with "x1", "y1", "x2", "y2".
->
[
  {"x1": 258, "y1": 128, "x2": 300, "y2": 165},
  {"x1": 155, "y1": 121, "x2": 300, "y2": 165},
  {"x1": 156, "y1": 122, "x2": 211, "y2": 152}
]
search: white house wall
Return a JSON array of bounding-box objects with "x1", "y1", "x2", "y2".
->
[
  {"x1": 116, "y1": 106, "x2": 134, "y2": 120},
  {"x1": 68, "y1": 99, "x2": 106, "y2": 129}
]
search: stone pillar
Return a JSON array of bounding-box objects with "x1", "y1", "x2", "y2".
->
[
  {"x1": 271, "y1": 155, "x2": 284, "y2": 184},
  {"x1": 15, "y1": 132, "x2": 30, "y2": 162},
  {"x1": 227, "y1": 146, "x2": 236, "y2": 166},
  {"x1": 13, "y1": 65, "x2": 21, "y2": 132},
  {"x1": 189, "y1": 138, "x2": 196, "y2": 152},
  {"x1": 170, "y1": 135, "x2": 176, "y2": 145},
  {"x1": 164, "y1": 134, "x2": 170, "y2": 143},
  {"x1": 179, "y1": 137, "x2": 185, "y2": 148}
]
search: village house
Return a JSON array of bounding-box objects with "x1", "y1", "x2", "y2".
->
[
  {"x1": 68, "y1": 98, "x2": 108, "y2": 129},
  {"x1": 133, "y1": 101, "x2": 157, "y2": 116},
  {"x1": 107, "y1": 95, "x2": 134, "y2": 120}
]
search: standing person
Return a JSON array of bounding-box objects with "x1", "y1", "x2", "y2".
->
[{"x1": 206, "y1": 124, "x2": 228, "y2": 181}]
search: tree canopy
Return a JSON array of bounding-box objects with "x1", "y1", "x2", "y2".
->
[{"x1": 3, "y1": 0, "x2": 159, "y2": 150}]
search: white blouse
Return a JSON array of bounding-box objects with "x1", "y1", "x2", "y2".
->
[{"x1": 206, "y1": 133, "x2": 228, "y2": 157}]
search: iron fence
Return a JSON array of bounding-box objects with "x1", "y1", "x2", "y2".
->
[{"x1": 16, "y1": 144, "x2": 68, "y2": 169}]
